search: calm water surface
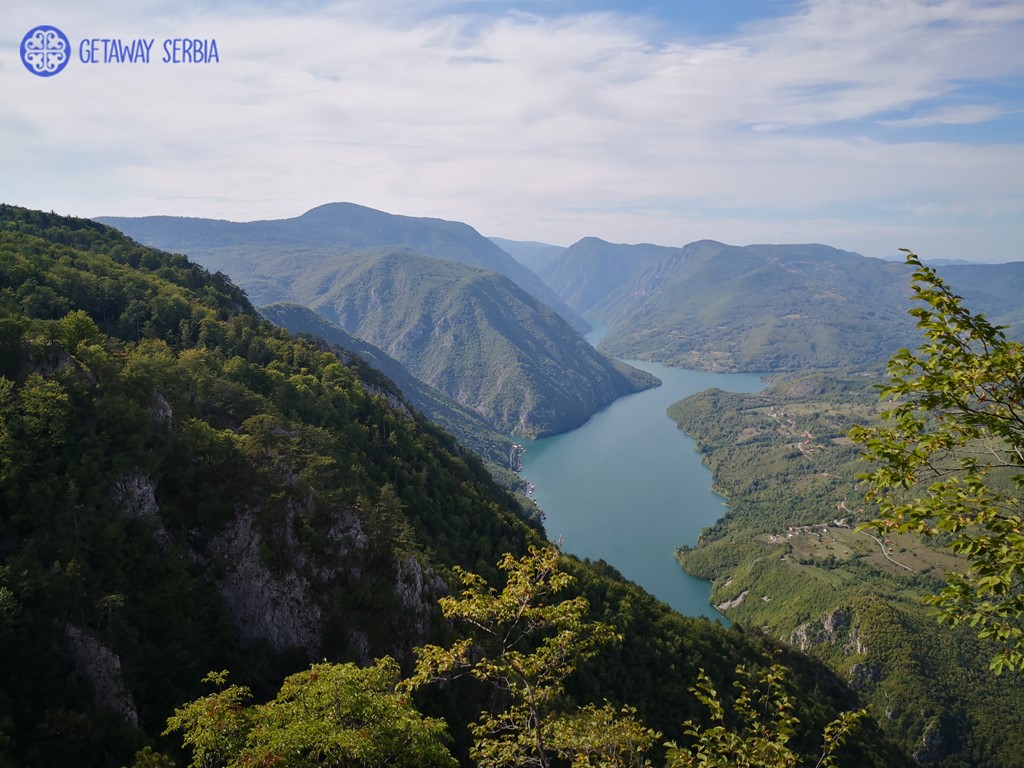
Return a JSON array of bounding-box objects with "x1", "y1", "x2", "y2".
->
[{"x1": 520, "y1": 332, "x2": 764, "y2": 620}]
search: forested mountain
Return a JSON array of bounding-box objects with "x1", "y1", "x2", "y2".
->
[
  {"x1": 670, "y1": 372, "x2": 1024, "y2": 767},
  {"x1": 941, "y1": 261, "x2": 1024, "y2": 331},
  {"x1": 258, "y1": 301, "x2": 516, "y2": 474},
  {"x1": 96, "y1": 205, "x2": 650, "y2": 436},
  {"x1": 278, "y1": 247, "x2": 656, "y2": 436},
  {"x1": 0, "y1": 206, "x2": 911, "y2": 767},
  {"x1": 98, "y1": 202, "x2": 586, "y2": 333},
  {"x1": 537, "y1": 239, "x2": 1024, "y2": 372}
]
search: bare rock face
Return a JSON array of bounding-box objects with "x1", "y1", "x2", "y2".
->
[
  {"x1": 848, "y1": 660, "x2": 883, "y2": 691},
  {"x1": 113, "y1": 473, "x2": 172, "y2": 553},
  {"x1": 716, "y1": 590, "x2": 748, "y2": 611},
  {"x1": 789, "y1": 605, "x2": 865, "y2": 657},
  {"x1": 361, "y1": 382, "x2": 414, "y2": 420},
  {"x1": 393, "y1": 554, "x2": 447, "y2": 642},
  {"x1": 64, "y1": 625, "x2": 139, "y2": 727},
  {"x1": 202, "y1": 500, "x2": 444, "y2": 662},
  {"x1": 789, "y1": 606, "x2": 884, "y2": 696},
  {"x1": 114, "y1": 474, "x2": 159, "y2": 519},
  {"x1": 150, "y1": 393, "x2": 173, "y2": 424},
  {"x1": 914, "y1": 717, "x2": 948, "y2": 764},
  {"x1": 206, "y1": 509, "x2": 329, "y2": 654}
]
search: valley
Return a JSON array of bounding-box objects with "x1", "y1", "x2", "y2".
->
[
  {"x1": 519, "y1": 351, "x2": 764, "y2": 619},
  {"x1": 3, "y1": 202, "x2": 1023, "y2": 768},
  {"x1": 98, "y1": 206, "x2": 656, "y2": 438},
  {"x1": 0, "y1": 205, "x2": 920, "y2": 768},
  {"x1": 7, "y1": 3, "x2": 1021, "y2": 766}
]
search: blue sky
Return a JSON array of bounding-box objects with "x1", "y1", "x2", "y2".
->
[{"x1": 2, "y1": 0, "x2": 1022, "y2": 261}]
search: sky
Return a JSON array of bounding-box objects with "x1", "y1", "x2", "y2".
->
[{"x1": 3, "y1": 0, "x2": 1023, "y2": 262}]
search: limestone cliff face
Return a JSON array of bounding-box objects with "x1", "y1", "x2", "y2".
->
[
  {"x1": 64, "y1": 625, "x2": 139, "y2": 727},
  {"x1": 392, "y1": 553, "x2": 446, "y2": 649},
  {"x1": 205, "y1": 508, "x2": 330, "y2": 654},
  {"x1": 101, "y1": 456, "x2": 446, "y2": 729},
  {"x1": 789, "y1": 606, "x2": 878, "y2": 693},
  {"x1": 198, "y1": 499, "x2": 444, "y2": 662},
  {"x1": 787, "y1": 604, "x2": 950, "y2": 764},
  {"x1": 789, "y1": 605, "x2": 866, "y2": 658},
  {"x1": 114, "y1": 474, "x2": 160, "y2": 519}
]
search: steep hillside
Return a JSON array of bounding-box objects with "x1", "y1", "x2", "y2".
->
[
  {"x1": 97, "y1": 202, "x2": 586, "y2": 332},
  {"x1": 96, "y1": 205, "x2": 647, "y2": 436},
  {"x1": 670, "y1": 372, "x2": 1024, "y2": 767},
  {"x1": 291, "y1": 247, "x2": 658, "y2": 436},
  {"x1": 488, "y1": 236, "x2": 565, "y2": 276},
  {"x1": 258, "y1": 301, "x2": 516, "y2": 474},
  {"x1": 595, "y1": 242, "x2": 913, "y2": 371},
  {"x1": 0, "y1": 205, "x2": 911, "y2": 768},
  {"x1": 942, "y1": 261, "x2": 1024, "y2": 332},
  {"x1": 0, "y1": 205, "x2": 541, "y2": 762}
]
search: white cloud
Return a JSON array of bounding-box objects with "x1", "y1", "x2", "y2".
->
[
  {"x1": 880, "y1": 104, "x2": 1016, "y2": 127},
  {"x1": 1, "y1": 0, "x2": 1022, "y2": 260}
]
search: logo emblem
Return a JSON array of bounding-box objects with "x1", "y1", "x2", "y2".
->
[{"x1": 21, "y1": 25, "x2": 71, "y2": 77}]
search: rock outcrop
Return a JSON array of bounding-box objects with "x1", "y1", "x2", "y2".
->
[{"x1": 64, "y1": 625, "x2": 139, "y2": 727}]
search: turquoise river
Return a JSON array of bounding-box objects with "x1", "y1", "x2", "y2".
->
[{"x1": 519, "y1": 337, "x2": 764, "y2": 620}]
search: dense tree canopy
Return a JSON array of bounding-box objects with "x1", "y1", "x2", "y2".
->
[
  {"x1": 406, "y1": 545, "x2": 657, "y2": 768},
  {"x1": 167, "y1": 548, "x2": 864, "y2": 768},
  {"x1": 165, "y1": 659, "x2": 456, "y2": 768}
]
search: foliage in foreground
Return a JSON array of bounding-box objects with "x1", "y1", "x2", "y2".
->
[
  {"x1": 166, "y1": 546, "x2": 863, "y2": 768},
  {"x1": 852, "y1": 250, "x2": 1024, "y2": 674},
  {"x1": 667, "y1": 666, "x2": 863, "y2": 768},
  {"x1": 0, "y1": 204, "x2": 535, "y2": 766},
  {"x1": 405, "y1": 545, "x2": 657, "y2": 768},
  {"x1": 165, "y1": 659, "x2": 455, "y2": 768},
  {"x1": 669, "y1": 363, "x2": 1024, "y2": 765}
]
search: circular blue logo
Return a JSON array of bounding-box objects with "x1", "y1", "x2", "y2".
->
[{"x1": 21, "y1": 25, "x2": 71, "y2": 77}]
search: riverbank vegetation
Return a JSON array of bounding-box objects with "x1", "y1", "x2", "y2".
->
[{"x1": 671, "y1": 370, "x2": 1024, "y2": 766}]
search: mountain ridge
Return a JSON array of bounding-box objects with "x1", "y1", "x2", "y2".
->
[
  {"x1": 97, "y1": 202, "x2": 588, "y2": 333},
  {"x1": 536, "y1": 238, "x2": 1024, "y2": 372},
  {"x1": 295, "y1": 247, "x2": 657, "y2": 436}
]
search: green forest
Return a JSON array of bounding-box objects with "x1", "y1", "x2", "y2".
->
[{"x1": 0, "y1": 206, "x2": 912, "y2": 767}]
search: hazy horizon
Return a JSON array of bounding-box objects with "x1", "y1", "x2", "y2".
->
[{"x1": 4, "y1": 0, "x2": 1023, "y2": 263}]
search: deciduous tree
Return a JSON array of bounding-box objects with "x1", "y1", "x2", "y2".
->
[
  {"x1": 405, "y1": 544, "x2": 657, "y2": 768},
  {"x1": 666, "y1": 665, "x2": 862, "y2": 768},
  {"x1": 165, "y1": 658, "x2": 456, "y2": 768},
  {"x1": 852, "y1": 250, "x2": 1024, "y2": 673}
]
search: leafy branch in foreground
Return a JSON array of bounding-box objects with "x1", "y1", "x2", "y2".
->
[
  {"x1": 163, "y1": 547, "x2": 867, "y2": 768},
  {"x1": 164, "y1": 658, "x2": 456, "y2": 768},
  {"x1": 666, "y1": 665, "x2": 864, "y2": 768},
  {"x1": 851, "y1": 249, "x2": 1024, "y2": 673},
  {"x1": 405, "y1": 544, "x2": 657, "y2": 768}
]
